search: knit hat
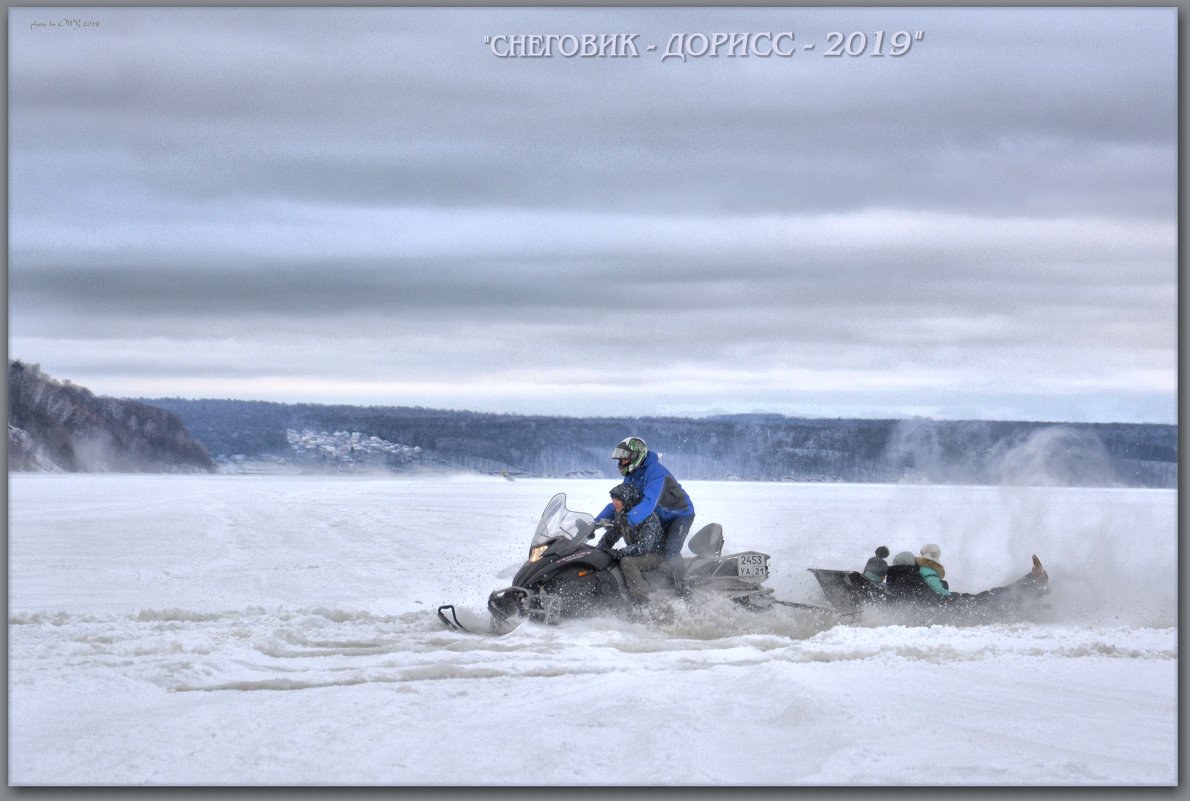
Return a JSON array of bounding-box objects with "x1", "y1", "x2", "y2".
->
[
  {"x1": 919, "y1": 543, "x2": 942, "y2": 562},
  {"x1": 874, "y1": 546, "x2": 890, "y2": 559},
  {"x1": 892, "y1": 551, "x2": 916, "y2": 566},
  {"x1": 609, "y1": 482, "x2": 643, "y2": 509}
]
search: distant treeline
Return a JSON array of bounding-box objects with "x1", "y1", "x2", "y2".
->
[
  {"x1": 145, "y1": 397, "x2": 1177, "y2": 488},
  {"x1": 8, "y1": 361, "x2": 215, "y2": 473}
]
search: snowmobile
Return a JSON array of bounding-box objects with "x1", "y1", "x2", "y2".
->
[
  {"x1": 805, "y1": 553, "x2": 1052, "y2": 625},
  {"x1": 437, "y1": 492, "x2": 775, "y2": 633}
]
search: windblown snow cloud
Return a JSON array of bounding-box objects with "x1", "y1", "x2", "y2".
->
[{"x1": 8, "y1": 7, "x2": 1177, "y2": 422}]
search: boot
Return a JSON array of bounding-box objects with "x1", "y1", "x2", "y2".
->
[{"x1": 629, "y1": 589, "x2": 653, "y2": 605}]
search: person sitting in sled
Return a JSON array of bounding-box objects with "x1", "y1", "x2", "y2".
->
[
  {"x1": 597, "y1": 482, "x2": 665, "y2": 603},
  {"x1": 884, "y1": 546, "x2": 951, "y2": 601},
  {"x1": 594, "y1": 436, "x2": 696, "y2": 587},
  {"x1": 862, "y1": 546, "x2": 891, "y2": 584},
  {"x1": 914, "y1": 543, "x2": 950, "y2": 596},
  {"x1": 885, "y1": 544, "x2": 1051, "y2": 610}
]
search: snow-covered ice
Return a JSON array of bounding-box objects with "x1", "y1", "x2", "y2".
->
[{"x1": 8, "y1": 474, "x2": 1177, "y2": 786}]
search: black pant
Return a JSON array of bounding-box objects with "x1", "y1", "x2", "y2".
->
[
  {"x1": 662, "y1": 516, "x2": 694, "y2": 558},
  {"x1": 662, "y1": 516, "x2": 694, "y2": 585}
]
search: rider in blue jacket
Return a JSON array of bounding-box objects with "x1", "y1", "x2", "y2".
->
[{"x1": 595, "y1": 437, "x2": 695, "y2": 565}]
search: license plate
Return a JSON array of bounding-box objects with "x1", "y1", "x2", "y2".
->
[{"x1": 737, "y1": 553, "x2": 768, "y2": 578}]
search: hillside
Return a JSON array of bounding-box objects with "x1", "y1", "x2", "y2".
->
[
  {"x1": 7, "y1": 360, "x2": 1172, "y2": 486},
  {"x1": 145, "y1": 397, "x2": 1177, "y2": 488},
  {"x1": 8, "y1": 361, "x2": 215, "y2": 473}
]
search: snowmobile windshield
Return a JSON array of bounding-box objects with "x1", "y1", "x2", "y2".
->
[{"x1": 531, "y1": 493, "x2": 596, "y2": 548}]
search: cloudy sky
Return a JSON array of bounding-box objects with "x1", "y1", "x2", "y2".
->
[{"x1": 8, "y1": 6, "x2": 1177, "y2": 423}]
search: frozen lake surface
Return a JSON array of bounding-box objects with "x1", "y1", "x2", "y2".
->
[{"x1": 8, "y1": 474, "x2": 1177, "y2": 786}]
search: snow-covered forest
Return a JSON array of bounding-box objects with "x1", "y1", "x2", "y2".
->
[
  {"x1": 8, "y1": 361, "x2": 214, "y2": 473},
  {"x1": 147, "y1": 398, "x2": 1176, "y2": 488}
]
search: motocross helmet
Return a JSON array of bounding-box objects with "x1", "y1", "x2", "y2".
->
[{"x1": 611, "y1": 436, "x2": 647, "y2": 476}]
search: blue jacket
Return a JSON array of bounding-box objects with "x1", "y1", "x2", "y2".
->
[{"x1": 596, "y1": 451, "x2": 694, "y2": 526}]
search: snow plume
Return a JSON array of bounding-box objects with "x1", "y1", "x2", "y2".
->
[
  {"x1": 989, "y1": 426, "x2": 1114, "y2": 487},
  {"x1": 69, "y1": 430, "x2": 125, "y2": 472},
  {"x1": 885, "y1": 419, "x2": 1120, "y2": 487},
  {"x1": 992, "y1": 485, "x2": 1177, "y2": 629},
  {"x1": 883, "y1": 417, "x2": 1005, "y2": 484},
  {"x1": 884, "y1": 417, "x2": 950, "y2": 483}
]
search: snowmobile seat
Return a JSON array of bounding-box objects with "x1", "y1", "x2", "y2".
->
[
  {"x1": 687, "y1": 523, "x2": 724, "y2": 558},
  {"x1": 682, "y1": 523, "x2": 726, "y2": 585}
]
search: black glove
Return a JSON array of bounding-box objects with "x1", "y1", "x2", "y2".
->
[{"x1": 608, "y1": 548, "x2": 625, "y2": 560}]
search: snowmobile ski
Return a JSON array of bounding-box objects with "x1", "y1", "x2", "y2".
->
[
  {"x1": 436, "y1": 604, "x2": 469, "y2": 632},
  {"x1": 436, "y1": 603, "x2": 521, "y2": 636}
]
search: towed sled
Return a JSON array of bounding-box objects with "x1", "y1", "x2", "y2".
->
[
  {"x1": 806, "y1": 554, "x2": 1052, "y2": 625},
  {"x1": 438, "y1": 492, "x2": 774, "y2": 634}
]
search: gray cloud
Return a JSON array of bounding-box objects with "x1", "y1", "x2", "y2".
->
[
  {"x1": 7, "y1": 6, "x2": 1177, "y2": 422},
  {"x1": 10, "y1": 8, "x2": 1175, "y2": 215}
]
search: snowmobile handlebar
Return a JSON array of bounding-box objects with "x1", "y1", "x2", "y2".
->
[{"x1": 578, "y1": 518, "x2": 611, "y2": 540}]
